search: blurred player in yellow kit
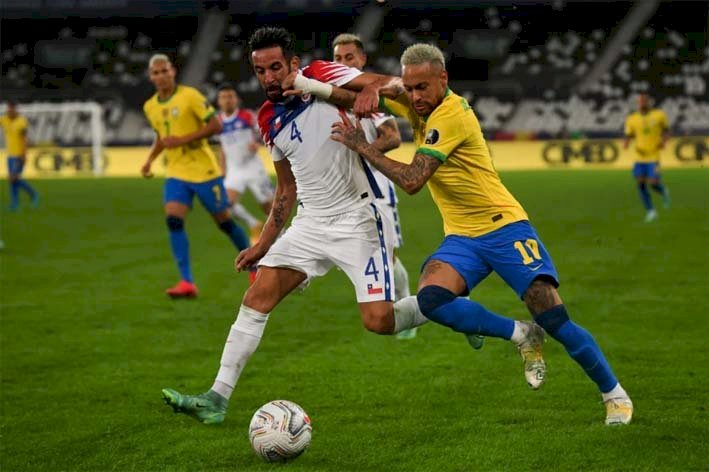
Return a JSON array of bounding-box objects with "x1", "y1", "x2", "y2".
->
[
  {"x1": 1, "y1": 101, "x2": 39, "y2": 211},
  {"x1": 624, "y1": 93, "x2": 670, "y2": 222},
  {"x1": 142, "y1": 54, "x2": 252, "y2": 298}
]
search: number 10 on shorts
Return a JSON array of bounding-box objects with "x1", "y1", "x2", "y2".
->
[{"x1": 514, "y1": 239, "x2": 542, "y2": 265}]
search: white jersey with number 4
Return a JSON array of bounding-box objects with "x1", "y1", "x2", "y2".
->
[
  {"x1": 257, "y1": 60, "x2": 372, "y2": 216},
  {"x1": 256, "y1": 60, "x2": 395, "y2": 303}
]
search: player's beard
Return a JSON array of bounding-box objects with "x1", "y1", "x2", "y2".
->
[{"x1": 266, "y1": 85, "x2": 285, "y2": 102}]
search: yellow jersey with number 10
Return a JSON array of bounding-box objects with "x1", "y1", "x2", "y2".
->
[
  {"x1": 143, "y1": 85, "x2": 221, "y2": 183},
  {"x1": 0, "y1": 114, "x2": 29, "y2": 156},
  {"x1": 624, "y1": 109, "x2": 668, "y2": 163},
  {"x1": 380, "y1": 89, "x2": 528, "y2": 238}
]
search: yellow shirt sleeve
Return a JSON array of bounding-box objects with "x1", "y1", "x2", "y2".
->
[
  {"x1": 379, "y1": 94, "x2": 418, "y2": 123},
  {"x1": 18, "y1": 117, "x2": 28, "y2": 135},
  {"x1": 417, "y1": 105, "x2": 467, "y2": 162},
  {"x1": 187, "y1": 88, "x2": 217, "y2": 123}
]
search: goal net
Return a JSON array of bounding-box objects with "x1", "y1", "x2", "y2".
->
[{"x1": 0, "y1": 101, "x2": 104, "y2": 176}]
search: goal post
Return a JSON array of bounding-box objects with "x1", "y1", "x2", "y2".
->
[{"x1": 0, "y1": 101, "x2": 104, "y2": 176}]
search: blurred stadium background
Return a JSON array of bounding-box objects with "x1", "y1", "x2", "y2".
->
[{"x1": 1, "y1": 0, "x2": 707, "y2": 172}]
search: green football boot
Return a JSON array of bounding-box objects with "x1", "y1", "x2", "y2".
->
[
  {"x1": 465, "y1": 334, "x2": 485, "y2": 350},
  {"x1": 161, "y1": 388, "x2": 227, "y2": 425}
]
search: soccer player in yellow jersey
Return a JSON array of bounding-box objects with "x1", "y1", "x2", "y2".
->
[
  {"x1": 1, "y1": 101, "x2": 39, "y2": 211},
  {"x1": 623, "y1": 93, "x2": 670, "y2": 222},
  {"x1": 142, "y1": 54, "x2": 251, "y2": 298},
  {"x1": 331, "y1": 44, "x2": 633, "y2": 425}
]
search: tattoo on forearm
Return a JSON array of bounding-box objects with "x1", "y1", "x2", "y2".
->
[
  {"x1": 359, "y1": 146, "x2": 440, "y2": 192},
  {"x1": 271, "y1": 195, "x2": 288, "y2": 229}
]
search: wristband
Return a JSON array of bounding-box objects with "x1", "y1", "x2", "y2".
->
[{"x1": 293, "y1": 74, "x2": 333, "y2": 99}]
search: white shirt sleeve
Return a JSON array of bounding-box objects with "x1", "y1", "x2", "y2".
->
[
  {"x1": 372, "y1": 112, "x2": 395, "y2": 128},
  {"x1": 270, "y1": 144, "x2": 286, "y2": 162}
]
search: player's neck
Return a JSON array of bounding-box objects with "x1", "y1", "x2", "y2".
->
[
  {"x1": 222, "y1": 108, "x2": 239, "y2": 118},
  {"x1": 157, "y1": 84, "x2": 178, "y2": 102}
]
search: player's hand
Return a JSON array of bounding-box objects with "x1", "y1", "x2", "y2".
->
[
  {"x1": 141, "y1": 161, "x2": 154, "y2": 178},
  {"x1": 353, "y1": 84, "x2": 380, "y2": 118},
  {"x1": 161, "y1": 136, "x2": 184, "y2": 149},
  {"x1": 235, "y1": 244, "x2": 267, "y2": 272},
  {"x1": 248, "y1": 141, "x2": 260, "y2": 153},
  {"x1": 331, "y1": 113, "x2": 367, "y2": 151},
  {"x1": 281, "y1": 69, "x2": 299, "y2": 92}
]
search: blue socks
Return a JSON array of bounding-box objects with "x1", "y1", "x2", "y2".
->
[
  {"x1": 166, "y1": 216, "x2": 192, "y2": 282},
  {"x1": 535, "y1": 305, "x2": 618, "y2": 393},
  {"x1": 637, "y1": 182, "x2": 652, "y2": 210},
  {"x1": 417, "y1": 286, "x2": 515, "y2": 339},
  {"x1": 9, "y1": 179, "x2": 38, "y2": 209},
  {"x1": 219, "y1": 220, "x2": 250, "y2": 251}
]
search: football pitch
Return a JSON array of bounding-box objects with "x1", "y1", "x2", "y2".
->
[{"x1": 1, "y1": 168, "x2": 707, "y2": 471}]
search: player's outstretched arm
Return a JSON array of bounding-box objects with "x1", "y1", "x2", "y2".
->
[
  {"x1": 331, "y1": 115, "x2": 440, "y2": 195},
  {"x1": 161, "y1": 116, "x2": 223, "y2": 149},
  {"x1": 142, "y1": 133, "x2": 165, "y2": 178},
  {"x1": 235, "y1": 158, "x2": 297, "y2": 271}
]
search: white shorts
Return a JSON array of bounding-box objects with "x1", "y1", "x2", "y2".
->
[
  {"x1": 374, "y1": 200, "x2": 403, "y2": 249},
  {"x1": 259, "y1": 204, "x2": 395, "y2": 303},
  {"x1": 224, "y1": 161, "x2": 274, "y2": 204}
]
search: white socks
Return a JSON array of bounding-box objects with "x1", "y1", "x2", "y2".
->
[
  {"x1": 212, "y1": 305, "x2": 269, "y2": 400},
  {"x1": 393, "y1": 296, "x2": 428, "y2": 333},
  {"x1": 601, "y1": 383, "x2": 629, "y2": 402},
  {"x1": 510, "y1": 321, "x2": 525, "y2": 344},
  {"x1": 231, "y1": 203, "x2": 259, "y2": 228},
  {"x1": 393, "y1": 257, "x2": 410, "y2": 300}
]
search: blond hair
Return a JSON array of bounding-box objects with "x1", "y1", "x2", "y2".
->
[
  {"x1": 400, "y1": 44, "x2": 445, "y2": 69},
  {"x1": 148, "y1": 53, "x2": 171, "y2": 68}
]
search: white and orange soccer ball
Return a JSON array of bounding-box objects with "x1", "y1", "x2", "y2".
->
[{"x1": 248, "y1": 400, "x2": 312, "y2": 462}]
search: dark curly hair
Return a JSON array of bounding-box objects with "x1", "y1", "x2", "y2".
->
[{"x1": 248, "y1": 26, "x2": 295, "y2": 61}]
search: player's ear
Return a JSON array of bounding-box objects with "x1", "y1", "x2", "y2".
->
[
  {"x1": 440, "y1": 69, "x2": 448, "y2": 88},
  {"x1": 290, "y1": 55, "x2": 301, "y2": 72}
]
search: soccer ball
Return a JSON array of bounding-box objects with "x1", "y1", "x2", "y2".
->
[{"x1": 248, "y1": 400, "x2": 312, "y2": 462}]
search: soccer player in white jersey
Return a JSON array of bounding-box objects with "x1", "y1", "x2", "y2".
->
[
  {"x1": 161, "y1": 27, "x2": 506, "y2": 424},
  {"x1": 216, "y1": 83, "x2": 274, "y2": 243},
  {"x1": 332, "y1": 33, "x2": 421, "y2": 341}
]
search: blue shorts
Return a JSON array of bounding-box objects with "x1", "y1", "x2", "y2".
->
[
  {"x1": 633, "y1": 162, "x2": 660, "y2": 180},
  {"x1": 423, "y1": 221, "x2": 560, "y2": 299},
  {"x1": 164, "y1": 177, "x2": 230, "y2": 214},
  {"x1": 7, "y1": 157, "x2": 24, "y2": 176}
]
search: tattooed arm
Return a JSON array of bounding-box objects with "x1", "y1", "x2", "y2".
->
[
  {"x1": 235, "y1": 158, "x2": 296, "y2": 271},
  {"x1": 331, "y1": 116, "x2": 441, "y2": 195}
]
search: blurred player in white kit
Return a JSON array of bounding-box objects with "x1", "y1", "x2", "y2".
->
[
  {"x1": 216, "y1": 83, "x2": 274, "y2": 244},
  {"x1": 332, "y1": 33, "x2": 419, "y2": 341}
]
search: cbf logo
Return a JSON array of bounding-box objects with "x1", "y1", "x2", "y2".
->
[{"x1": 542, "y1": 140, "x2": 619, "y2": 165}]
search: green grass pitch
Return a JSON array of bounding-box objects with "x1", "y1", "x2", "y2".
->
[{"x1": 1, "y1": 168, "x2": 708, "y2": 471}]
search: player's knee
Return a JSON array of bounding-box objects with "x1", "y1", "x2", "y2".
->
[
  {"x1": 166, "y1": 216, "x2": 184, "y2": 232},
  {"x1": 242, "y1": 285, "x2": 277, "y2": 314},
  {"x1": 362, "y1": 309, "x2": 394, "y2": 335},
  {"x1": 417, "y1": 285, "x2": 456, "y2": 317},
  {"x1": 533, "y1": 304, "x2": 570, "y2": 336},
  {"x1": 218, "y1": 219, "x2": 236, "y2": 234}
]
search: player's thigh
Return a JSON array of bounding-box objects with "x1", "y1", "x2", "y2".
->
[
  {"x1": 418, "y1": 235, "x2": 491, "y2": 296},
  {"x1": 480, "y1": 220, "x2": 560, "y2": 300},
  {"x1": 242, "y1": 266, "x2": 308, "y2": 314},
  {"x1": 194, "y1": 177, "x2": 230, "y2": 215},
  {"x1": 7, "y1": 157, "x2": 23, "y2": 182},
  {"x1": 332, "y1": 205, "x2": 396, "y2": 303},
  {"x1": 164, "y1": 178, "x2": 194, "y2": 217},
  {"x1": 258, "y1": 214, "x2": 334, "y2": 290},
  {"x1": 632, "y1": 163, "x2": 649, "y2": 182}
]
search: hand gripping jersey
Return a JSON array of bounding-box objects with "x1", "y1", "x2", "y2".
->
[{"x1": 257, "y1": 60, "x2": 372, "y2": 216}]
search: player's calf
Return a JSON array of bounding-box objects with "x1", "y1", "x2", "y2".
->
[{"x1": 359, "y1": 301, "x2": 395, "y2": 334}]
